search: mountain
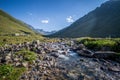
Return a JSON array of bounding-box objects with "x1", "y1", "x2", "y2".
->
[
  {"x1": 0, "y1": 10, "x2": 37, "y2": 36},
  {"x1": 36, "y1": 29, "x2": 57, "y2": 35},
  {"x1": 51, "y1": 0, "x2": 120, "y2": 38}
]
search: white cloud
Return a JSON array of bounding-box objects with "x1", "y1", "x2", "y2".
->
[
  {"x1": 66, "y1": 16, "x2": 74, "y2": 23},
  {"x1": 41, "y1": 20, "x2": 49, "y2": 24}
]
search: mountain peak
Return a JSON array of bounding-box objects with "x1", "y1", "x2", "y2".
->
[{"x1": 51, "y1": 0, "x2": 120, "y2": 38}]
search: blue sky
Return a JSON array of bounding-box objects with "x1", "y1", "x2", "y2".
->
[{"x1": 0, "y1": 0, "x2": 108, "y2": 31}]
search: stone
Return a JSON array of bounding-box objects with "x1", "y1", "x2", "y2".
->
[
  {"x1": 15, "y1": 62, "x2": 21, "y2": 67},
  {"x1": 50, "y1": 53, "x2": 59, "y2": 58},
  {"x1": 1, "y1": 58, "x2": 6, "y2": 63},
  {"x1": 72, "y1": 44, "x2": 86, "y2": 51},
  {"x1": 44, "y1": 63, "x2": 48, "y2": 67},
  {"x1": 14, "y1": 58, "x2": 19, "y2": 62},
  {"x1": 62, "y1": 51, "x2": 67, "y2": 55},
  {"x1": 84, "y1": 75, "x2": 95, "y2": 80},
  {"x1": 80, "y1": 59, "x2": 84, "y2": 62},
  {"x1": 92, "y1": 58, "x2": 99, "y2": 62},
  {"x1": 78, "y1": 44, "x2": 86, "y2": 50},
  {"x1": 20, "y1": 74, "x2": 28, "y2": 79},
  {"x1": 33, "y1": 40, "x2": 40, "y2": 45},
  {"x1": 77, "y1": 49, "x2": 94, "y2": 57},
  {"x1": 7, "y1": 53, "x2": 11, "y2": 56},
  {"x1": 22, "y1": 62, "x2": 28, "y2": 67},
  {"x1": 100, "y1": 66, "x2": 109, "y2": 71},
  {"x1": 50, "y1": 61, "x2": 54, "y2": 66},
  {"x1": 5, "y1": 55, "x2": 11, "y2": 60},
  {"x1": 108, "y1": 67, "x2": 120, "y2": 72}
]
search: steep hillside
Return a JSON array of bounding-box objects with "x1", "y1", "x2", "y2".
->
[
  {"x1": 0, "y1": 10, "x2": 44, "y2": 46},
  {"x1": 0, "y1": 10, "x2": 36, "y2": 35},
  {"x1": 51, "y1": 0, "x2": 120, "y2": 38}
]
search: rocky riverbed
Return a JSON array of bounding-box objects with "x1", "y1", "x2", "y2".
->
[{"x1": 0, "y1": 40, "x2": 120, "y2": 80}]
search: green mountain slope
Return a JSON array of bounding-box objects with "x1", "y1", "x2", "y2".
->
[
  {"x1": 0, "y1": 10, "x2": 44, "y2": 46},
  {"x1": 0, "y1": 10, "x2": 36, "y2": 35},
  {"x1": 51, "y1": 0, "x2": 120, "y2": 38}
]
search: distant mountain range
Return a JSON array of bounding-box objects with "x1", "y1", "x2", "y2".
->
[
  {"x1": 35, "y1": 29, "x2": 57, "y2": 35},
  {"x1": 50, "y1": 0, "x2": 120, "y2": 38},
  {"x1": 0, "y1": 10, "x2": 38, "y2": 36}
]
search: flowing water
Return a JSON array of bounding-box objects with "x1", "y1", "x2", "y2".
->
[{"x1": 52, "y1": 50, "x2": 120, "y2": 80}]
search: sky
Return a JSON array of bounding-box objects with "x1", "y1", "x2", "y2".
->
[{"x1": 0, "y1": 0, "x2": 108, "y2": 31}]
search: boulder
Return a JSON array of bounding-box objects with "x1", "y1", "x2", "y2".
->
[
  {"x1": 78, "y1": 44, "x2": 86, "y2": 50},
  {"x1": 62, "y1": 51, "x2": 67, "y2": 55},
  {"x1": 72, "y1": 44, "x2": 86, "y2": 51},
  {"x1": 77, "y1": 49, "x2": 94, "y2": 57},
  {"x1": 108, "y1": 66, "x2": 120, "y2": 72},
  {"x1": 50, "y1": 53, "x2": 59, "y2": 58}
]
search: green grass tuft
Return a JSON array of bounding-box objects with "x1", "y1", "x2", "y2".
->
[
  {"x1": 0, "y1": 64, "x2": 26, "y2": 80},
  {"x1": 15, "y1": 50, "x2": 37, "y2": 63}
]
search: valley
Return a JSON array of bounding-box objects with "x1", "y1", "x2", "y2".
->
[
  {"x1": 0, "y1": 0, "x2": 120, "y2": 80},
  {"x1": 0, "y1": 39, "x2": 120, "y2": 80}
]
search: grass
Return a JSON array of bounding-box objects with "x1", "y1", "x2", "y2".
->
[
  {"x1": 0, "y1": 49, "x2": 37, "y2": 80},
  {"x1": 0, "y1": 10, "x2": 46, "y2": 47},
  {"x1": 0, "y1": 10, "x2": 36, "y2": 35},
  {"x1": 76, "y1": 37, "x2": 120, "y2": 52},
  {"x1": 0, "y1": 64, "x2": 26, "y2": 80},
  {"x1": 0, "y1": 50, "x2": 37, "y2": 80},
  {"x1": 0, "y1": 35, "x2": 44, "y2": 47},
  {"x1": 15, "y1": 50, "x2": 37, "y2": 63}
]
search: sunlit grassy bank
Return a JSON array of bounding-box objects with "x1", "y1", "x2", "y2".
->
[
  {"x1": 76, "y1": 37, "x2": 120, "y2": 52},
  {"x1": 0, "y1": 35, "x2": 43, "y2": 46},
  {"x1": 0, "y1": 35, "x2": 62, "y2": 47}
]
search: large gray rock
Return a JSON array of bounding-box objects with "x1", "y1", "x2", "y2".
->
[
  {"x1": 72, "y1": 44, "x2": 86, "y2": 51},
  {"x1": 50, "y1": 53, "x2": 59, "y2": 58},
  {"x1": 77, "y1": 49, "x2": 94, "y2": 57},
  {"x1": 108, "y1": 66, "x2": 120, "y2": 72}
]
